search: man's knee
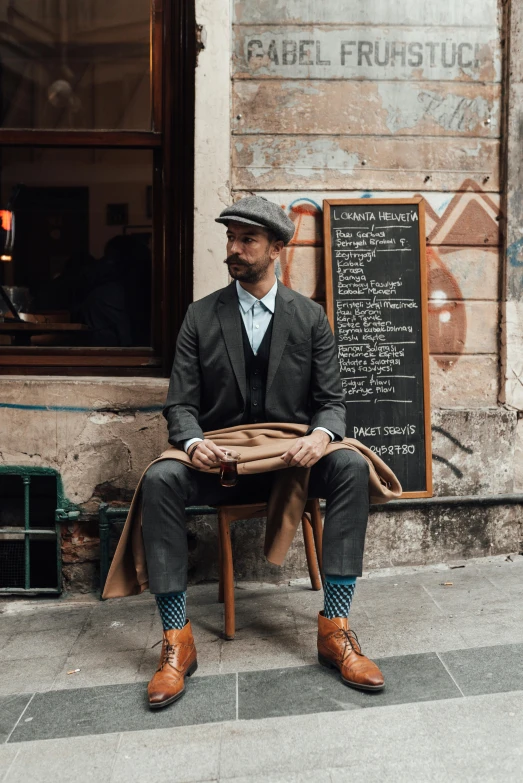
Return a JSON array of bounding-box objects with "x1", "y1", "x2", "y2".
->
[
  {"x1": 142, "y1": 459, "x2": 190, "y2": 498},
  {"x1": 322, "y1": 449, "x2": 369, "y2": 482}
]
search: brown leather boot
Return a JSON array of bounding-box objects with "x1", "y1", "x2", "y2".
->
[
  {"x1": 147, "y1": 620, "x2": 198, "y2": 709},
  {"x1": 317, "y1": 612, "x2": 384, "y2": 692}
]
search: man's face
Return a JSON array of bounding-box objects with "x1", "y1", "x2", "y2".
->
[{"x1": 224, "y1": 221, "x2": 283, "y2": 284}]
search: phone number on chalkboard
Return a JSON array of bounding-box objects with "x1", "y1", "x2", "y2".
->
[{"x1": 370, "y1": 444, "x2": 416, "y2": 457}]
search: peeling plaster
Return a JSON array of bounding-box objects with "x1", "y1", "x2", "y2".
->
[
  {"x1": 377, "y1": 83, "x2": 495, "y2": 134},
  {"x1": 217, "y1": 185, "x2": 230, "y2": 207},
  {"x1": 61, "y1": 439, "x2": 133, "y2": 505},
  {"x1": 245, "y1": 138, "x2": 359, "y2": 180},
  {"x1": 89, "y1": 412, "x2": 136, "y2": 424},
  {"x1": 193, "y1": 0, "x2": 231, "y2": 298},
  {"x1": 463, "y1": 143, "x2": 482, "y2": 158},
  {"x1": 234, "y1": 0, "x2": 499, "y2": 27},
  {"x1": 0, "y1": 380, "x2": 167, "y2": 514}
]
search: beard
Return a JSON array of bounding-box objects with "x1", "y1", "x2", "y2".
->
[{"x1": 224, "y1": 251, "x2": 272, "y2": 284}]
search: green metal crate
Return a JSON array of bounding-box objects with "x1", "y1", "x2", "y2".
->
[{"x1": 0, "y1": 466, "x2": 79, "y2": 594}]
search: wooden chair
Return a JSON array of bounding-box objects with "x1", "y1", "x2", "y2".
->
[{"x1": 217, "y1": 498, "x2": 323, "y2": 640}]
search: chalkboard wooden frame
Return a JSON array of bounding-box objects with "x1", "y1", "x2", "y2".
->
[{"x1": 323, "y1": 197, "x2": 432, "y2": 499}]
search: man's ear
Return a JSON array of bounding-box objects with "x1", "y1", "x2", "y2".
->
[{"x1": 271, "y1": 240, "x2": 285, "y2": 259}]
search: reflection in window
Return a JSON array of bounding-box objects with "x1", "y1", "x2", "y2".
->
[
  {"x1": 0, "y1": 147, "x2": 153, "y2": 347},
  {"x1": 0, "y1": 0, "x2": 151, "y2": 130}
]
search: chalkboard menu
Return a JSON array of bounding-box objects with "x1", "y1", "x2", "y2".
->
[{"x1": 323, "y1": 197, "x2": 432, "y2": 498}]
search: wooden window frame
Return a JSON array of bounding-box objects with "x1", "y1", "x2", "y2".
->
[{"x1": 0, "y1": 0, "x2": 195, "y2": 377}]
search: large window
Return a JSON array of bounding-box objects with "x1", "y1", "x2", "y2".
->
[
  {"x1": 0, "y1": 0, "x2": 151, "y2": 130},
  {"x1": 0, "y1": 0, "x2": 195, "y2": 375}
]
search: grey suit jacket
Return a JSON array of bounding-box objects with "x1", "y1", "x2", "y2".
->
[{"x1": 163, "y1": 280, "x2": 346, "y2": 445}]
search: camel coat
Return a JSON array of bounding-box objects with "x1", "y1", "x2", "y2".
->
[{"x1": 102, "y1": 423, "x2": 402, "y2": 599}]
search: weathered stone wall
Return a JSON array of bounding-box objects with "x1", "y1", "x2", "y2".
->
[
  {"x1": 223, "y1": 0, "x2": 521, "y2": 573},
  {"x1": 0, "y1": 379, "x2": 519, "y2": 593},
  {"x1": 232, "y1": 0, "x2": 503, "y2": 410},
  {"x1": 1, "y1": 0, "x2": 521, "y2": 594},
  {"x1": 0, "y1": 378, "x2": 169, "y2": 590},
  {"x1": 502, "y1": 0, "x2": 523, "y2": 491}
]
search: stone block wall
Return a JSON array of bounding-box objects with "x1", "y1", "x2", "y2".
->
[
  {"x1": 232, "y1": 0, "x2": 502, "y2": 412},
  {"x1": 1, "y1": 0, "x2": 521, "y2": 594},
  {"x1": 0, "y1": 378, "x2": 168, "y2": 592},
  {"x1": 0, "y1": 378, "x2": 519, "y2": 593}
]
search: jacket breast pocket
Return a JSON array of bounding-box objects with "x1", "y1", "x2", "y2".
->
[{"x1": 284, "y1": 338, "x2": 311, "y2": 355}]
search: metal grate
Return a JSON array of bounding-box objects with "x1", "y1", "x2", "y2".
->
[
  {"x1": 0, "y1": 468, "x2": 67, "y2": 594},
  {"x1": 0, "y1": 539, "x2": 25, "y2": 588}
]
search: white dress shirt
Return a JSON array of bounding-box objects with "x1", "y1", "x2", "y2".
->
[
  {"x1": 184, "y1": 280, "x2": 334, "y2": 451},
  {"x1": 236, "y1": 279, "x2": 277, "y2": 354}
]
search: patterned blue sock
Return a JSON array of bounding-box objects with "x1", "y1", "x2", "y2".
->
[
  {"x1": 323, "y1": 576, "x2": 357, "y2": 619},
  {"x1": 155, "y1": 592, "x2": 187, "y2": 631}
]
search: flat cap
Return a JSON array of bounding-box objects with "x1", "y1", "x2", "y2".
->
[{"x1": 215, "y1": 196, "x2": 295, "y2": 245}]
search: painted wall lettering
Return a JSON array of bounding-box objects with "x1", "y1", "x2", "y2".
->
[{"x1": 236, "y1": 29, "x2": 500, "y2": 81}]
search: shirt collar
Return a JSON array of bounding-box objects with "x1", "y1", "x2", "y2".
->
[{"x1": 236, "y1": 279, "x2": 278, "y2": 314}]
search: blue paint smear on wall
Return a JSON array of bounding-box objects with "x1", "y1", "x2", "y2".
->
[
  {"x1": 0, "y1": 402, "x2": 164, "y2": 413},
  {"x1": 507, "y1": 237, "x2": 523, "y2": 268}
]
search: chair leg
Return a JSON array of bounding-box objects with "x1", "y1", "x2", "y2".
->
[
  {"x1": 218, "y1": 509, "x2": 235, "y2": 640},
  {"x1": 302, "y1": 515, "x2": 322, "y2": 591},
  {"x1": 309, "y1": 501, "x2": 324, "y2": 586},
  {"x1": 217, "y1": 524, "x2": 224, "y2": 603}
]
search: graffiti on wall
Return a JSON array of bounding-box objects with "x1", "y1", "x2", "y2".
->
[{"x1": 276, "y1": 180, "x2": 500, "y2": 369}]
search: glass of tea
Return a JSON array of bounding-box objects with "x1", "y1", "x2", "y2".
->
[{"x1": 219, "y1": 450, "x2": 240, "y2": 487}]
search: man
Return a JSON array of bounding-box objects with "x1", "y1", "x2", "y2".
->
[{"x1": 142, "y1": 196, "x2": 385, "y2": 709}]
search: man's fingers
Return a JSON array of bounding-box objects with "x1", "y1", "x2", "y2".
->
[
  {"x1": 204, "y1": 441, "x2": 227, "y2": 460},
  {"x1": 281, "y1": 439, "x2": 306, "y2": 463},
  {"x1": 191, "y1": 455, "x2": 210, "y2": 470},
  {"x1": 200, "y1": 441, "x2": 225, "y2": 461},
  {"x1": 194, "y1": 449, "x2": 214, "y2": 465},
  {"x1": 190, "y1": 439, "x2": 228, "y2": 471},
  {"x1": 304, "y1": 455, "x2": 321, "y2": 468},
  {"x1": 192, "y1": 444, "x2": 218, "y2": 469},
  {"x1": 199, "y1": 447, "x2": 217, "y2": 462},
  {"x1": 287, "y1": 448, "x2": 306, "y2": 466},
  {"x1": 288, "y1": 445, "x2": 315, "y2": 467},
  {"x1": 289, "y1": 445, "x2": 324, "y2": 467},
  {"x1": 193, "y1": 455, "x2": 217, "y2": 471}
]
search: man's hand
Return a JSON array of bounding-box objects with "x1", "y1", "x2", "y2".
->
[
  {"x1": 189, "y1": 439, "x2": 227, "y2": 471},
  {"x1": 280, "y1": 430, "x2": 331, "y2": 469}
]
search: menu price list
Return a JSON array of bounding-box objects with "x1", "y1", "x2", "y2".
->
[{"x1": 329, "y1": 202, "x2": 426, "y2": 492}]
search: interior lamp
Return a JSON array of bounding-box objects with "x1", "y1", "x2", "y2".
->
[{"x1": 0, "y1": 210, "x2": 13, "y2": 261}]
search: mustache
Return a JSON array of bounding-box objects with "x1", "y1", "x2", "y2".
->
[{"x1": 224, "y1": 254, "x2": 247, "y2": 266}]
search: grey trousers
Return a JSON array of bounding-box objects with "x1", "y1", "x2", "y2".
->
[{"x1": 141, "y1": 450, "x2": 370, "y2": 594}]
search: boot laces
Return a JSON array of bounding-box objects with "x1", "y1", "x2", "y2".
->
[
  {"x1": 152, "y1": 638, "x2": 181, "y2": 670},
  {"x1": 334, "y1": 627, "x2": 363, "y2": 661}
]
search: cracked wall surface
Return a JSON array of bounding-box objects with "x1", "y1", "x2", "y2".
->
[
  {"x1": 2, "y1": 0, "x2": 521, "y2": 594},
  {"x1": 0, "y1": 378, "x2": 169, "y2": 592},
  {"x1": 193, "y1": 0, "x2": 231, "y2": 299},
  {"x1": 0, "y1": 378, "x2": 519, "y2": 593}
]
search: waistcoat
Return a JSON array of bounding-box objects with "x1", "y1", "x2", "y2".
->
[{"x1": 240, "y1": 314, "x2": 274, "y2": 424}]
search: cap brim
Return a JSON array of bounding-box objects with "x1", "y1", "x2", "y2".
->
[{"x1": 215, "y1": 215, "x2": 268, "y2": 230}]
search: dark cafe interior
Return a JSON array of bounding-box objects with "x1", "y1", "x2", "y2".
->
[
  {"x1": 0, "y1": 151, "x2": 153, "y2": 348},
  {"x1": 0, "y1": 0, "x2": 154, "y2": 351}
]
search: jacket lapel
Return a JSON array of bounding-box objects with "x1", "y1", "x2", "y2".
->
[
  {"x1": 217, "y1": 282, "x2": 247, "y2": 403},
  {"x1": 267, "y1": 281, "x2": 295, "y2": 394}
]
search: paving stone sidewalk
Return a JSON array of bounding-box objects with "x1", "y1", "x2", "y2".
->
[{"x1": 1, "y1": 554, "x2": 523, "y2": 782}]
